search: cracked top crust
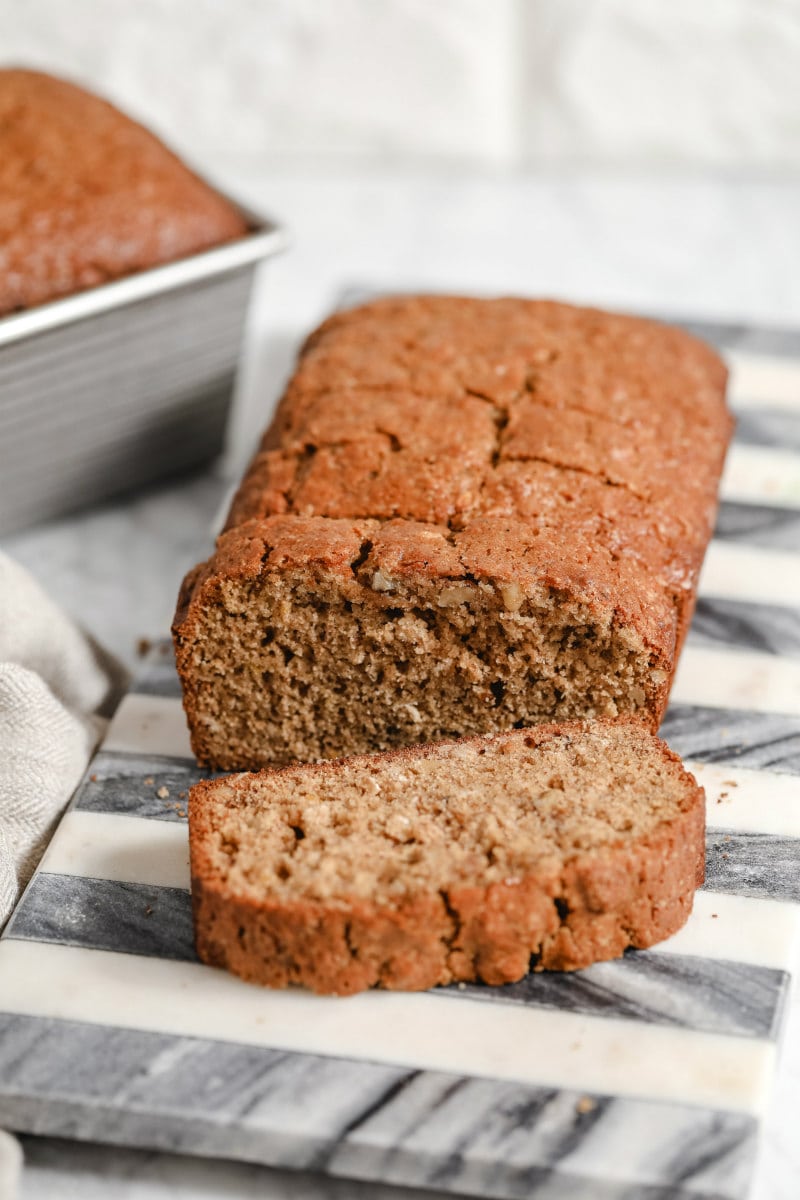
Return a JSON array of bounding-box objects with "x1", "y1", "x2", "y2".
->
[
  {"x1": 225, "y1": 297, "x2": 730, "y2": 532},
  {"x1": 179, "y1": 295, "x2": 731, "y2": 672},
  {"x1": 0, "y1": 69, "x2": 248, "y2": 316}
]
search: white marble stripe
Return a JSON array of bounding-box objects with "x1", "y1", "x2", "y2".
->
[
  {"x1": 727, "y1": 353, "x2": 800, "y2": 413},
  {"x1": 0, "y1": 939, "x2": 777, "y2": 1115},
  {"x1": 103, "y1": 693, "x2": 193, "y2": 760},
  {"x1": 650, "y1": 892, "x2": 800, "y2": 972},
  {"x1": 720, "y1": 444, "x2": 800, "y2": 510},
  {"x1": 693, "y1": 762, "x2": 800, "y2": 836},
  {"x1": 698, "y1": 543, "x2": 800, "y2": 609},
  {"x1": 38, "y1": 812, "x2": 191, "y2": 890},
  {"x1": 671, "y1": 646, "x2": 800, "y2": 716},
  {"x1": 34, "y1": 812, "x2": 800, "y2": 972}
]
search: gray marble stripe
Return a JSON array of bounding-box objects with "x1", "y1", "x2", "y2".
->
[
  {"x1": 734, "y1": 410, "x2": 800, "y2": 453},
  {"x1": 688, "y1": 597, "x2": 800, "y2": 657},
  {"x1": 6, "y1": 875, "x2": 196, "y2": 962},
  {"x1": 453, "y1": 952, "x2": 788, "y2": 1041},
  {"x1": 660, "y1": 704, "x2": 800, "y2": 774},
  {"x1": 12, "y1": 1140, "x2": 476, "y2": 1200},
  {"x1": 705, "y1": 829, "x2": 800, "y2": 903},
  {"x1": 0, "y1": 1011, "x2": 758, "y2": 1199},
  {"x1": 73, "y1": 750, "x2": 210, "y2": 822},
  {"x1": 5, "y1": 874, "x2": 788, "y2": 1041},
  {"x1": 713, "y1": 500, "x2": 800, "y2": 550},
  {"x1": 667, "y1": 317, "x2": 800, "y2": 359}
]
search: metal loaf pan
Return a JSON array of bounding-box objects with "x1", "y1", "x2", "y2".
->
[{"x1": 0, "y1": 208, "x2": 287, "y2": 535}]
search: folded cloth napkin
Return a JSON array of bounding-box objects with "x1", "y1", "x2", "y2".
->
[
  {"x1": 0, "y1": 550, "x2": 127, "y2": 923},
  {"x1": 0, "y1": 551, "x2": 127, "y2": 1194}
]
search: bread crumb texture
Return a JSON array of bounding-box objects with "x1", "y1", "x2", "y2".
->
[
  {"x1": 189, "y1": 720, "x2": 705, "y2": 994},
  {"x1": 174, "y1": 296, "x2": 732, "y2": 769},
  {"x1": 0, "y1": 69, "x2": 247, "y2": 315}
]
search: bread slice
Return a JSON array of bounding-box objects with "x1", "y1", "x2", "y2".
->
[{"x1": 189, "y1": 720, "x2": 704, "y2": 995}]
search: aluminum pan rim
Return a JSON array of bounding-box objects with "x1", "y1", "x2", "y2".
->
[{"x1": 0, "y1": 208, "x2": 288, "y2": 348}]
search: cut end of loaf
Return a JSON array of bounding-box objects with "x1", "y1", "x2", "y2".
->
[
  {"x1": 174, "y1": 296, "x2": 732, "y2": 769},
  {"x1": 174, "y1": 517, "x2": 672, "y2": 771},
  {"x1": 189, "y1": 720, "x2": 705, "y2": 995}
]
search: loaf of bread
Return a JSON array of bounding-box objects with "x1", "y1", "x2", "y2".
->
[
  {"x1": 174, "y1": 296, "x2": 732, "y2": 770},
  {"x1": 0, "y1": 69, "x2": 248, "y2": 316},
  {"x1": 189, "y1": 719, "x2": 705, "y2": 994}
]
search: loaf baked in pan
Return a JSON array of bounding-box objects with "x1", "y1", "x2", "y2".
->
[
  {"x1": 174, "y1": 296, "x2": 733, "y2": 770},
  {"x1": 189, "y1": 720, "x2": 705, "y2": 994},
  {"x1": 0, "y1": 69, "x2": 247, "y2": 316}
]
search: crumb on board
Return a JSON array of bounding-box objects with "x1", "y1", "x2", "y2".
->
[
  {"x1": 723, "y1": 780, "x2": 738, "y2": 787},
  {"x1": 144, "y1": 777, "x2": 154, "y2": 787},
  {"x1": 90, "y1": 774, "x2": 98, "y2": 783},
  {"x1": 712, "y1": 913, "x2": 718, "y2": 919},
  {"x1": 576, "y1": 1096, "x2": 596, "y2": 1114},
  {"x1": 136, "y1": 637, "x2": 152, "y2": 658},
  {"x1": 717, "y1": 791, "x2": 729, "y2": 802},
  {"x1": 157, "y1": 786, "x2": 170, "y2": 799},
  {"x1": 178, "y1": 791, "x2": 187, "y2": 799},
  {"x1": 144, "y1": 905, "x2": 153, "y2": 917}
]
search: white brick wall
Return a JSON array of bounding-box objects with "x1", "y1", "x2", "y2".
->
[
  {"x1": 521, "y1": 0, "x2": 800, "y2": 167},
  {"x1": 0, "y1": 0, "x2": 516, "y2": 164},
  {"x1": 1, "y1": 0, "x2": 798, "y2": 168}
]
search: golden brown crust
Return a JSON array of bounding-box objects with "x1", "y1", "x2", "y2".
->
[
  {"x1": 0, "y1": 69, "x2": 247, "y2": 316},
  {"x1": 189, "y1": 720, "x2": 705, "y2": 994},
  {"x1": 174, "y1": 296, "x2": 732, "y2": 767}
]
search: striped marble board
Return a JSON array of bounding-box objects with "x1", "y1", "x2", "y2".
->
[{"x1": 2, "y1": 322, "x2": 800, "y2": 1200}]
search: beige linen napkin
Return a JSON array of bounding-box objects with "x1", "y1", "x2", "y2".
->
[
  {"x1": 0, "y1": 550, "x2": 126, "y2": 924},
  {"x1": 0, "y1": 550, "x2": 126, "y2": 1196}
]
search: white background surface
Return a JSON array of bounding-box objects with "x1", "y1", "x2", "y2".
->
[
  {"x1": 6, "y1": 166, "x2": 800, "y2": 1200},
  {"x1": 0, "y1": 0, "x2": 799, "y2": 169}
]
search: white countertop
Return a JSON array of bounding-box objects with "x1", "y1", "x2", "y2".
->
[{"x1": 7, "y1": 167, "x2": 800, "y2": 1200}]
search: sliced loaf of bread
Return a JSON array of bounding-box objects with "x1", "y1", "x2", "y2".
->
[
  {"x1": 189, "y1": 719, "x2": 704, "y2": 995},
  {"x1": 175, "y1": 297, "x2": 732, "y2": 771}
]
